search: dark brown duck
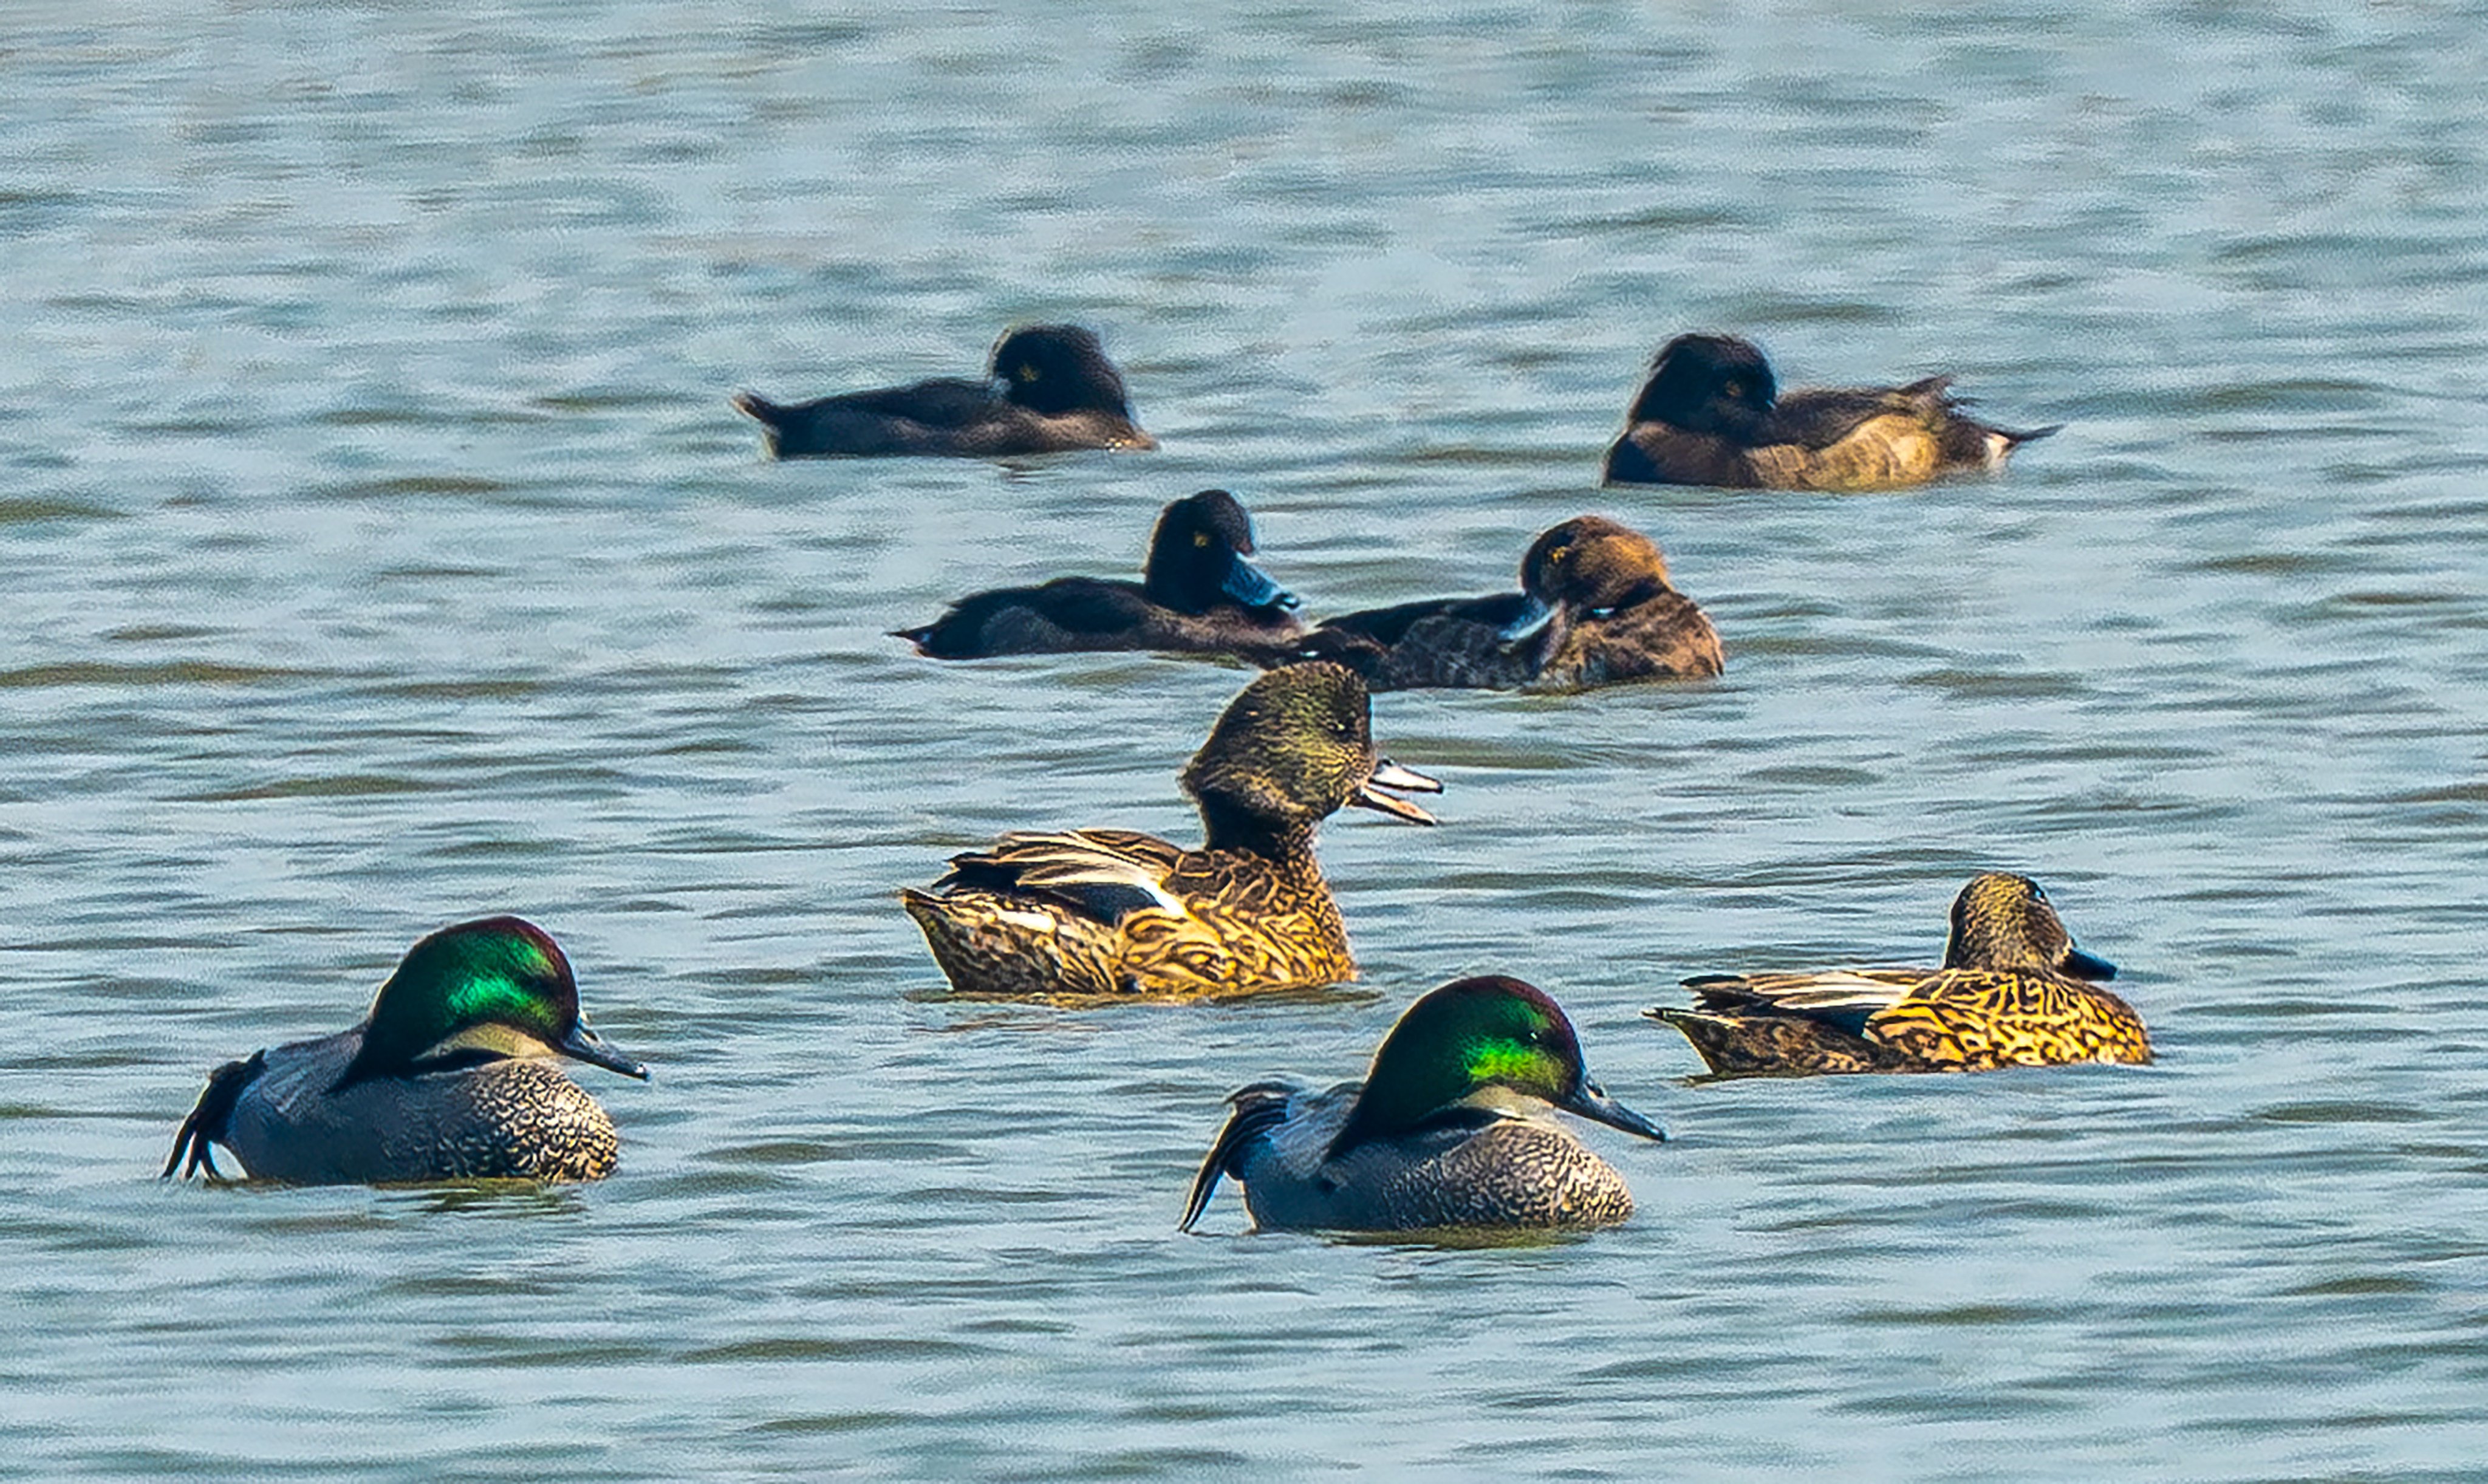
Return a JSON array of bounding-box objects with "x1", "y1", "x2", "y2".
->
[
  {"x1": 1603, "y1": 333, "x2": 2058, "y2": 491},
  {"x1": 1298, "y1": 516, "x2": 1721, "y2": 691},
  {"x1": 733, "y1": 324, "x2": 1155, "y2": 459}
]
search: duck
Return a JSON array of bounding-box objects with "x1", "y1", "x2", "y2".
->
[
  {"x1": 893, "y1": 489, "x2": 1306, "y2": 662},
  {"x1": 1649, "y1": 873, "x2": 2150, "y2": 1075},
  {"x1": 901, "y1": 662, "x2": 1441, "y2": 1000},
  {"x1": 1179, "y1": 975, "x2": 1667, "y2": 1233},
  {"x1": 732, "y1": 323, "x2": 1157, "y2": 459},
  {"x1": 162, "y1": 916, "x2": 648, "y2": 1184},
  {"x1": 1295, "y1": 515, "x2": 1721, "y2": 691},
  {"x1": 1602, "y1": 333, "x2": 2060, "y2": 491}
]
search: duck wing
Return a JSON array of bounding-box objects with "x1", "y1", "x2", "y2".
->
[
  {"x1": 1679, "y1": 967, "x2": 1932, "y2": 1035},
  {"x1": 1179, "y1": 1079, "x2": 1304, "y2": 1231},
  {"x1": 1763, "y1": 383, "x2": 1945, "y2": 450},
  {"x1": 931, "y1": 829, "x2": 1191, "y2": 926}
]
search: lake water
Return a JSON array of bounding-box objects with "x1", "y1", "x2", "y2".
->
[{"x1": 6, "y1": 1, "x2": 2488, "y2": 1477}]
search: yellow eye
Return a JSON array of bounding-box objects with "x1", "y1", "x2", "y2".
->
[
  {"x1": 1192, "y1": 532, "x2": 1211, "y2": 548},
  {"x1": 1550, "y1": 546, "x2": 1570, "y2": 564},
  {"x1": 1017, "y1": 363, "x2": 1041, "y2": 382},
  {"x1": 1721, "y1": 379, "x2": 1743, "y2": 398}
]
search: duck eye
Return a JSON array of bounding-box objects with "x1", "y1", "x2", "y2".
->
[
  {"x1": 1550, "y1": 546, "x2": 1570, "y2": 564},
  {"x1": 1017, "y1": 363, "x2": 1041, "y2": 382},
  {"x1": 1721, "y1": 379, "x2": 1743, "y2": 399},
  {"x1": 1193, "y1": 532, "x2": 1211, "y2": 548}
]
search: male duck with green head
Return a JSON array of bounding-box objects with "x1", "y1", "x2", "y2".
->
[
  {"x1": 1180, "y1": 976, "x2": 1667, "y2": 1233},
  {"x1": 163, "y1": 916, "x2": 648, "y2": 1185}
]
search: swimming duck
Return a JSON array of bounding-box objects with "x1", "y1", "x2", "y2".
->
[
  {"x1": 1650, "y1": 873, "x2": 2150, "y2": 1075},
  {"x1": 901, "y1": 662, "x2": 1441, "y2": 1000},
  {"x1": 893, "y1": 489, "x2": 1306, "y2": 662},
  {"x1": 1180, "y1": 975, "x2": 1667, "y2": 1233},
  {"x1": 733, "y1": 324, "x2": 1157, "y2": 459},
  {"x1": 163, "y1": 917, "x2": 648, "y2": 1184},
  {"x1": 1602, "y1": 333, "x2": 2059, "y2": 491},
  {"x1": 1296, "y1": 515, "x2": 1721, "y2": 691}
]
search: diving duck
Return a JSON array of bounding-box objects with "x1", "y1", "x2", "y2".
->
[
  {"x1": 893, "y1": 488, "x2": 1305, "y2": 662},
  {"x1": 1180, "y1": 975, "x2": 1667, "y2": 1233},
  {"x1": 1296, "y1": 515, "x2": 1721, "y2": 691},
  {"x1": 1650, "y1": 873, "x2": 2150, "y2": 1075},
  {"x1": 733, "y1": 323, "x2": 1156, "y2": 459},
  {"x1": 1602, "y1": 333, "x2": 2059, "y2": 491},
  {"x1": 901, "y1": 662, "x2": 1440, "y2": 999},
  {"x1": 163, "y1": 917, "x2": 648, "y2": 1184}
]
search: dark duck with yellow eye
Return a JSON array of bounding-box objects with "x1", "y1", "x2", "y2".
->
[
  {"x1": 1297, "y1": 516, "x2": 1721, "y2": 691},
  {"x1": 732, "y1": 323, "x2": 1157, "y2": 459},
  {"x1": 901, "y1": 662, "x2": 1441, "y2": 1000},
  {"x1": 1180, "y1": 975, "x2": 1667, "y2": 1234},
  {"x1": 1650, "y1": 873, "x2": 2150, "y2": 1075},
  {"x1": 894, "y1": 489, "x2": 1305, "y2": 662},
  {"x1": 162, "y1": 917, "x2": 648, "y2": 1185},
  {"x1": 1602, "y1": 333, "x2": 2059, "y2": 491}
]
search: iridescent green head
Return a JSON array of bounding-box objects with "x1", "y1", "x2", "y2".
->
[
  {"x1": 333, "y1": 916, "x2": 648, "y2": 1090},
  {"x1": 1328, "y1": 975, "x2": 1666, "y2": 1158},
  {"x1": 1943, "y1": 874, "x2": 2117, "y2": 980},
  {"x1": 1179, "y1": 662, "x2": 1440, "y2": 850}
]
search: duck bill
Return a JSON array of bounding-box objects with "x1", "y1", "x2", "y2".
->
[
  {"x1": 1350, "y1": 758, "x2": 1443, "y2": 824},
  {"x1": 1561, "y1": 1079, "x2": 1667, "y2": 1142},
  {"x1": 556, "y1": 1021, "x2": 650, "y2": 1080},
  {"x1": 1496, "y1": 594, "x2": 1556, "y2": 649},
  {"x1": 2061, "y1": 947, "x2": 2118, "y2": 982},
  {"x1": 1221, "y1": 554, "x2": 1299, "y2": 612}
]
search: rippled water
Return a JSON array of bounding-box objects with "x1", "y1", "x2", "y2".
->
[{"x1": 7, "y1": 2, "x2": 2488, "y2": 1477}]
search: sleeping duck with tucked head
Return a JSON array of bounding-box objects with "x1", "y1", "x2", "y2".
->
[
  {"x1": 163, "y1": 917, "x2": 648, "y2": 1185},
  {"x1": 1296, "y1": 515, "x2": 1721, "y2": 691},
  {"x1": 733, "y1": 323, "x2": 1156, "y2": 459},
  {"x1": 1180, "y1": 975, "x2": 1667, "y2": 1234},
  {"x1": 901, "y1": 662, "x2": 1441, "y2": 1000},
  {"x1": 1650, "y1": 873, "x2": 2150, "y2": 1075},
  {"x1": 1602, "y1": 333, "x2": 2059, "y2": 491},
  {"x1": 894, "y1": 489, "x2": 1305, "y2": 663}
]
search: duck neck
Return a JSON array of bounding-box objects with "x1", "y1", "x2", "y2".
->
[{"x1": 1195, "y1": 795, "x2": 1320, "y2": 867}]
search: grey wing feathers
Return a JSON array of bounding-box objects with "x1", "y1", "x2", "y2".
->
[{"x1": 1178, "y1": 1081, "x2": 1299, "y2": 1232}]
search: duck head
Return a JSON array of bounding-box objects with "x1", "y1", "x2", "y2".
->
[
  {"x1": 1142, "y1": 489, "x2": 1299, "y2": 616},
  {"x1": 1628, "y1": 332, "x2": 1777, "y2": 440},
  {"x1": 332, "y1": 916, "x2": 649, "y2": 1092},
  {"x1": 1181, "y1": 662, "x2": 1441, "y2": 852},
  {"x1": 1499, "y1": 515, "x2": 1679, "y2": 649},
  {"x1": 1942, "y1": 874, "x2": 2118, "y2": 980},
  {"x1": 988, "y1": 323, "x2": 1138, "y2": 419},
  {"x1": 1330, "y1": 975, "x2": 1667, "y2": 1158}
]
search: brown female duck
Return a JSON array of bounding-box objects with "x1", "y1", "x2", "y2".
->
[
  {"x1": 1298, "y1": 516, "x2": 1721, "y2": 692},
  {"x1": 901, "y1": 663, "x2": 1440, "y2": 1000},
  {"x1": 1602, "y1": 333, "x2": 2058, "y2": 491},
  {"x1": 893, "y1": 489, "x2": 1305, "y2": 662},
  {"x1": 1650, "y1": 873, "x2": 2150, "y2": 1075}
]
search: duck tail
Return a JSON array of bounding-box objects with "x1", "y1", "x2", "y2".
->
[
  {"x1": 729, "y1": 391, "x2": 788, "y2": 428},
  {"x1": 888, "y1": 624, "x2": 940, "y2": 656},
  {"x1": 161, "y1": 1051, "x2": 263, "y2": 1180},
  {"x1": 1178, "y1": 1081, "x2": 1296, "y2": 1233},
  {"x1": 1644, "y1": 1007, "x2": 1746, "y2": 1076}
]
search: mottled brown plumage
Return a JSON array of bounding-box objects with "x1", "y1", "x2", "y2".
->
[
  {"x1": 1298, "y1": 516, "x2": 1722, "y2": 692},
  {"x1": 901, "y1": 663, "x2": 1441, "y2": 1000},
  {"x1": 1602, "y1": 333, "x2": 2058, "y2": 491},
  {"x1": 1651, "y1": 874, "x2": 2150, "y2": 1075}
]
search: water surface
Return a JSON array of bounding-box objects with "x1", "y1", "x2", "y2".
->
[{"x1": 5, "y1": 2, "x2": 2488, "y2": 1479}]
